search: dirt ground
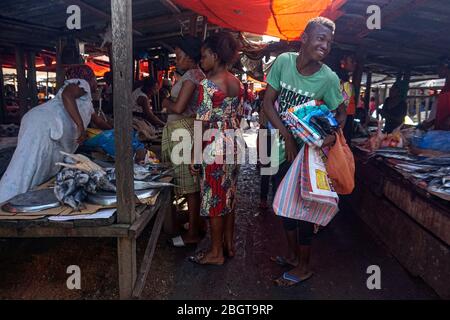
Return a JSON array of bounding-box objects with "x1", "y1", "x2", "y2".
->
[{"x1": 0, "y1": 129, "x2": 439, "y2": 300}]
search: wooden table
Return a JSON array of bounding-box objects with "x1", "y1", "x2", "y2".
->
[
  {"x1": 348, "y1": 149, "x2": 450, "y2": 298},
  {"x1": 0, "y1": 187, "x2": 172, "y2": 299}
]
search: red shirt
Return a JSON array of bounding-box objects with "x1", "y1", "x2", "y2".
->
[{"x1": 435, "y1": 82, "x2": 450, "y2": 130}]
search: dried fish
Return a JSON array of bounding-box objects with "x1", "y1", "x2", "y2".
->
[
  {"x1": 373, "y1": 153, "x2": 421, "y2": 161},
  {"x1": 417, "y1": 157, "x2": 450, "y2": 166},
  {"x1": 427, "y1": 178, "x2": 450, "y2": 201},
  {"x1": 75, "y1": 172, "x2": 90, "y2": 186}
]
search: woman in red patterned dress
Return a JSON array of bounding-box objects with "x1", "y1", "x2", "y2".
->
[{"x1": 189, "y1": 32, "x2": 244, "y2": 265}]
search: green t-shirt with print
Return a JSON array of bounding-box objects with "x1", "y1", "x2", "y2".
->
[{"x1": 266, "y1": 52, "x2": 344, "y2": 165}]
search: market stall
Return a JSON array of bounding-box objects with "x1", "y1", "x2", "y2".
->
[
  {"x1": 349, "y1": 128, "x2": 450, "y2": 299},
  {"x1": 0, "y1": 0, "x2": 196, "y2": 299}
]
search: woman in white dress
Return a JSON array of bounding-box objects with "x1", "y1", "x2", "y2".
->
[{"x1": 0, "y1": 65, "x2": 111, "y2": 202}]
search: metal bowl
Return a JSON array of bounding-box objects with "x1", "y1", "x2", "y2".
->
[
  {"x1": 2, "y1": 188, "x2": 61, "y2": 213},
  {"x1": 86, "y1": 189, "x2": 158, "y2": 206}
]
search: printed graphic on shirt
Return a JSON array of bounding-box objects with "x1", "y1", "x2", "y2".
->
[{"x1": 277, "y1": 81, "x2": 316, "y2": 113}]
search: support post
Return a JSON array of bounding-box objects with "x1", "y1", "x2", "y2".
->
[
  {"x1": 111, "y1": 0, "x2": 136, "y2": 300},
  {"x1": 56, "y1": 38, "x2": 65, "y2": 90},
  {"x1": 0, "y1": 61, "x2": 5, "y2": 123},
  {"x1": 189, "y1": 15, "x2": 197, "y2": 36},
  {"x1": 353, "y1": 50, "x2": 365, "y2": 107},
  {"x1": 201, "y1": 16, "x2": 208, "y2": 40},
  {"x1": 26, "y1": 51, "x2": 38, "y2": 107},
  {"x1": 364, "y1": 71, "x2": 372, "y2": 111},
  {"x1": 15, "y1": 46, "x2": 27, "y2": 118}
]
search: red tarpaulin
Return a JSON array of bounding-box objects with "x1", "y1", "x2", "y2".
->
[{"x1": 174, "y1": 0, "x2": 347, "y2": 40}]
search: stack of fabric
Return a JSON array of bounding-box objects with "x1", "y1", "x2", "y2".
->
[{"x1": 281, "y1": 100, "x2": 339, "y2": 147}]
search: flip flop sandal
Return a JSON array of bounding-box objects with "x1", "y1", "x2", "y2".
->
[
  {"x1": 274, "y1": 271, "x2": 314, "y2": 287},
  {"x1": 270, "y1": 256, "x2": 298, "y2": 268}
]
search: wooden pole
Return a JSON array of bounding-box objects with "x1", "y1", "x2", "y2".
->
[
  {"x1": 364, "y1": 71, "x2": 372, "y2": 111},
  {"x1": 352, "y1": 51, "x2": 365, "y2": 107},
  {"x1": 111, "y1": 0, "x2": 136, "y2": 300},
  {"x1": 134, "y1": 58, "x2": 140, "y2": 82},
  {"x1": 0, "y1": 60, "x2": 5, "y2": 123},
  {"x1": 15, "y1": 46, "x2": 27, "y2": 118},
  {"x1": 201, "y1": 16, "x2": 208, "y2": 40},
  {"x1": 26, "y1": 51, "x2": 38, "y2": 107},
  {"x1": 189, "y1": 15, "x2": 197, "y2": 36},
  {"x1": 56, "y1": 38, "x2": 65, "y2": 90}
]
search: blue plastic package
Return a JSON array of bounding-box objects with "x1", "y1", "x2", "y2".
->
[
  {"x1": 84, "y1": 129, "x2": 145, "y2": 157},
  {"x1": 411, "y1": 130, "x2": 450, "y2": 152}
]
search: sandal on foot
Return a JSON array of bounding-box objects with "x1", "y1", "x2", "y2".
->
[
  {"x1": 270, "y1": 256, "x2": 298, "y2": 268},
  {"x1": 274, "y1": 271, "x2": 313, "y2": 287}
]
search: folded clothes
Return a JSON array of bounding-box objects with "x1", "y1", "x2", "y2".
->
[{"x1": 283, "y1": 101, "x2": 339, "y2": 145}]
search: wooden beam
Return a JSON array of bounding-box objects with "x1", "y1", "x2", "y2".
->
[
  {"x1": 189, "y1": 15, "x2": 197, "y2": 36},
  {"x1": 352, "y1": 49, "x2": 365, "y2": 107},
  {"x1": 111, "y1": 0, "x2": 136, "y2": 300},
  {"x1": 15, "y1": 46, "x2": 27, "y2": 118},
  {"x1": 133, "y1": 11, "x2": 194, "y2": 29},
  {"x1": 358, "y1": 0, "x2": 432, "y2": 38},
  {"x1": 160, "y1": 0, "x2": 181, "y2": 14},
  {"x1": 0, "y1": 224, "x2": 131, "y2": 238},
  {"x1": 364, "y1": 71, "x2": 372, "y2": 112},
  {"x1": 132, "y1": 189, "x2": 171, "y2": 298},
  {"x1": 56, "y1": 38, "x2": 65, "y2": 91},
  {"x1": 0, "y1": 60, "x2": 5, "y2": 123},
  {"x1": 201, "y1": 16, "x2": 208, "y2": 40},
  {"x1": 26, "y1": 51, "x2": 38, "y2": 108}
]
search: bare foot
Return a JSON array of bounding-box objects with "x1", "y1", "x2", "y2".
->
[
  {"x1": 270, "y1": 256, "x2": 299, "y2": 268},
  {"x1": 189, "y1": 251, "x2": 225, "y2": 266},
  {"x1": 223, "y1": 243, "x2": 236, "y2": 258}
]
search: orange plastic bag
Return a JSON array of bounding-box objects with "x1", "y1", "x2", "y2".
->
[{"x1": 325, "y1": 130, "x2": 355, "y2": 195}]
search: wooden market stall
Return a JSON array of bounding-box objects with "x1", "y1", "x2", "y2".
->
[
  {"x1": 0, "y1": 0, "x2": 211, "y2": 299},
  {"x1": 332, "y1": 0, "x2": 450, "y2": 299}
]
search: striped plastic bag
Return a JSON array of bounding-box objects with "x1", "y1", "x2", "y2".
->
[{"x1": 273, "y1": 146, "x2": 339, "y2": 226}]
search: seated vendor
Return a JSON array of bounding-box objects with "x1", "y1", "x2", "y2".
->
[
  {"x1": 380, "y1": 83, "x2": 407, "y2": 133},
  {"x1": 419, "y1": 57, "x2": 450, "y2": 131},
  {"x1": 131, "y1": 77, "x2": 165, "y2": 127},
  {"x1": 0, "y1": 65, "x2": 112, "y2": 203}
]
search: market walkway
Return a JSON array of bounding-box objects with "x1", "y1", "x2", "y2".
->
[
  {"x1": 0, "y1": 128, "x2": 438, "y2": 299},
  {"x1": 160, "y1": 127, "x2": 438, "y2": 300}
]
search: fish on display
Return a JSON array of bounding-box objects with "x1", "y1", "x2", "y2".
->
[
  {"x1": 375, "y1": 147, "x2": 409, "y2": 154},
  {"x1": 394, "y1": 163, "x2": 440, "y2": 173},
  {"x1": 417, "y1": 157, "x2": 450, "y2": 166},
  {"x1": 372, "y1": 153, "x2": 421, "y2": 161},
  {"x1": 427, "y1": 177, "x2": 450, "y2": 201},
  {"x1": 134, "y1": 164, "x2": 153, "y2": 180}
]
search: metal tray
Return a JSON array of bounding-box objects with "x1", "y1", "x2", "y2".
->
[
  {"x1": 2, "y1": 188, "x2": 61, "y2": 213},
  {"x1": 86, "y1": 189, "x2": 158, "y2": 206}
]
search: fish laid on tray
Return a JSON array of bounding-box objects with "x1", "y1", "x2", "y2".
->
[
  {"x1": 416, "y1": 156, "x2": 450, "y2": 166},
  {"x1": 427, "y1": 176, "x2": 450, "y2": 201},
  {"x1": 54, "y1": 152, "x2": 117, "y2": 210}
]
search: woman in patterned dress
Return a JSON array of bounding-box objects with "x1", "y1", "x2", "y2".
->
[
  {"x1": 189, "y1": 32, "x2": 244, "y2": 265},
  {"x1": 161, "y1": 36, "x2": 206, "y2": 247}
]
